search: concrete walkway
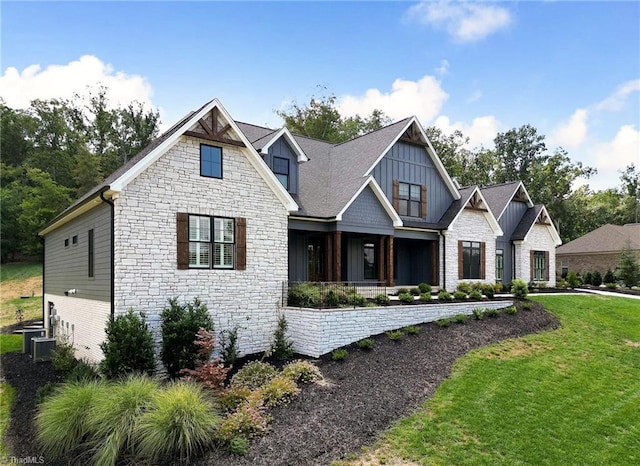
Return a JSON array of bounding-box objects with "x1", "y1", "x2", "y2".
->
[{"x1": 578, "y1": 288, "x2": 640, "y2": 300}]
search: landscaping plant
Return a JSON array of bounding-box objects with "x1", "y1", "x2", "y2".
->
[
  {"x1": 215, "y1": 394, "x2": 270, "y2": 442},
  {"x1": 374, "y1": 294, "x2": 391, "y2": 305},
  {"x1": 50, "y1": 334, "x2": 77, "y2": 376},
  {"x1": 617, "y1": 244, "x2": 639, "y2": 288},
  {"x1": 231, "y1": 361, "x2": 278, "y2": 390},
  {"x1": 410, "y1": 287, "x2": 421, "y2": 296},
  {"x1": 418, "y1": 282, "x2": 431, "y2": 294},
  {"x1": 510, "y1": 279, "x2": 529, "y2": 299},
  {"x1": 218, "y1": 386, "x2": 253, "y2": 413},
  {"x1": 331, "y1": 348, "x2": 348, "y2": 361},
  {"x1": 386, "y1": 330, "x2": 404, "y2": 340},
  {"x1": 469, "y1": 290, "x2": 483, "y2": 300},
  {"x1": 438, "y1": 290, "x2": 454, "y2": 301},
  {"x1": 453, "y1": 314, "x2": 468, "y2": 323},
  {"x1": 180, "y1": 328, "x2": 228, "y2": 393},
  {"x1": 472, "y1": 308, "x2": 484, "y2": 320},
  {"x1": 420, "y1": 292, "x2": 432, "y2": 301},
  {"x1": 281, "y1": 360, "x2": 322, "y2": 384},
  {"x1": 405, "y1": 325, "x2": 421, "y2": 335},
  {"x1": 591, "y1": 271, "x2": 603, "y2": 287},
  {"x1": 398, "y1": 292, "x2": 414, "y2": 304},
  {"x1": 270, "y1": 314, "x2": 294, "y2": 360},
  {"x1": 357, "y1": 338, "x2": 374, "y2": 350},
  {"x1": 287, "y1": 283, "x2": 320, "y2": 307},
  {"x1": 566, "y1": 271, "x2": 580, "y2": 289},
  {"x1": 220, "y1": 326, "x2": 240, "y2": 367},
  {"x1": 603, "y1": 268, "x2": 616, "y2": 285},
  {"x1": 454, "y1": 291, "x2": 468, "y2": 300},
  {"x1": 258, "y1": 376, "x2": 300, "y2": 407}
]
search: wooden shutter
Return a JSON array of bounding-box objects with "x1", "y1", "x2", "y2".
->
[
  {"x1": 530, "y1": 250, "x2": 535, "y2": 281},
  {"x1": 176, "y1": 212, "x2": 189, "y2": 270},
  {"x1": 421, "y1": 185, "x2": 427, "y2": 219},
  {"x1": 236, "y1": 218, "x2": 246, "y2": 271},
  {"x1": 480, "y1": 242, "x2": 486, "y2": 279},
  {"x1": 393, "y1": 179, "x2": 399, "y2": 212},
  {"x1": 545, "y1": 251, "x2": 550, "y2": 281},
  {"x1": 458, "y1": 241, "x2": 464, "y2": 280}
]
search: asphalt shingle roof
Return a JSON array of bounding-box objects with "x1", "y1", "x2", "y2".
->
[
  {"x1": 511, "y1": 205, "x2": 544, "y2": 241},
  {"x1": 556, "y1": 223, "x2": 640, "y2": 254},
  {"x1": 479, "y1": 181, "x2": 521, "y2": 219},
  {"x1": 435, "y1": 186, "x2": 477, "y2": 228}
]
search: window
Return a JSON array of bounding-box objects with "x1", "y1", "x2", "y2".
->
[
  {"x1": 533, "y1": 251, "x2": 546, "y2": 281},
  {"x1": 398, "y1": 182, "x2": 422, "y2": 217},
  {"x1": 273, "y1": 156, "x2": 289, "y2": 189},
  {"x1": 363, "y1": 242, "x2": 376, "y2": 280},
  {"x1": 462, "y1": 241, "x2": 482, "y2": 279},
  {"x1": 200, "y1": 144, "x2": 222, "y2": 178},
  {"x1": 496, "y1": 249, "x2": 504, "y2": 281},
  {"x1": 188, "y1": 215, "x2": 234, "y2": 269},
  {"x1": 561, "y1": 259, "x2": 568, "y2": 278},
  {"x1": 72, "y1": 235, "x2": 78, "y2": 245},
  {"x1": 64, "y1": 238, "x2": 69, "y2": 248},
  {"x1": 88, "y1": 229, "x2": 94, "y2": 278}
]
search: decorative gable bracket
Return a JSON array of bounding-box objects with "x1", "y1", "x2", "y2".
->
[{"x1": 184, "y1": 107, "x2": 246, "y2": 148}]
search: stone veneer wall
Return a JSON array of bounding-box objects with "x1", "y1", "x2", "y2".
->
[
  {"x1": 113, "y1": 134, "x2": 289, "y2": 357},
  {"x1": 516, "y1": 224, "x2": 558, "y2": 287},
  {"x1": 284, "y1": 300, "x2": 513, "y2": 358}
]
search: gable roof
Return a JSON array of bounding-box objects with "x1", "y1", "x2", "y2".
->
[
  {"x1": 556, "y1": 223, "x2": 640, "y2": 254},
  {"x1": 480, "y1": 181, "x2": 533, "y2": 220},
  {"x1": 442, "y1": 186, "x2": 503, "y2": 235},
  {"x1": 512, "y1": 205, "x2": 562, "y2": 245}
]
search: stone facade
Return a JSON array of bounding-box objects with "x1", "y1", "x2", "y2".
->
[
  {"x1": 113, "y1": 134, "x2": 289, "y2": 356},
  {"x1": 515, "y1": 224, "x2": 557, "y2": 287},
  {"x1": 284, "y1": 300, "x2": 514, "y2": 357}
]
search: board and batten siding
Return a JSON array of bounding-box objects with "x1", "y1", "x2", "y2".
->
[
  {"x1": 44, "y1": 202, "x2": 112, "y2": 302},
  {"x1": 263, "y1": 137, "x2": 299, "y2": 194},
  {"x1": 371, "y1": 141, "x2": 454, "y2": 224},
  {"x1": 498, "y1": 201, "x2": 528, "y2": 239},
  {"x1": 340, "y1": 186, "x2": 393, "y2": 235}
]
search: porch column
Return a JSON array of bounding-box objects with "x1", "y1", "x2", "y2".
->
[
  {"x1": 333, "y1": 231, "x2": 342, "y2": 282},
  {"x1": 325, "y1": 233, "x2": 333, "y2": 281},
  {"x1": 377, "y1": 236, "x2": 385, "y2": 283},
  {"x1": 386, "y1": 235, "x2": 394, "y2": 286}
]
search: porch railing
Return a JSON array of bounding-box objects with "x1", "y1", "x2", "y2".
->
[{"x1": 284, "y1": 281, "x2": 388, "y2": 309}]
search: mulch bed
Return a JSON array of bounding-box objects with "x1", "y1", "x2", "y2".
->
[{"x1": 1, "y1": 302, "x2": 559, "y2": 466}]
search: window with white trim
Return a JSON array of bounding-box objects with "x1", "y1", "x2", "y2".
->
[
  {"x1": 533, "y1": 251, "x2": 546, "y2": 281},
  {"x1": 273, "y1": 156, "x2": 289, "y2": 189},
  {"x1": 188, "y1": 215, "x2": 235, "y2": 269}
]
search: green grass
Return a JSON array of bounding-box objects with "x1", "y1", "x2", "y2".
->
[
  {"x1": 346, "y1": 296, "x2": 640, "y2": 466},
  {"x1": 0, "y1": 262, "x2": 42, "y2": 282},
  {"x1": 0, "y1": 383, "x2": 17, "y2": 459},
  {"x1": 0, "y1": 335, "x2": 22, "y2": 355}
]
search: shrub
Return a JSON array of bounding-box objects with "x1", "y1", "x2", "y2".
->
[
  {"x1": 348, "y1": 293, "x2": 367, "y2": 307},
  {"x1": 472, "y1": 308, "x2": 484, "y2": 320},
  {"x1": 324, "y1": 289, "x2": 341, "y2": 307},
  {"x1": 228, "y1": 436, "x2": 249, "y2": 456},
  {"x1": 435, "y1": 318, "x2": 452, "y2": 327},
  {"x1": 418, "y1": 282, "x2": 431, "y2": 294},
  {"x1": 485, "y1": 308, "x2": 500, "y2": 317},
  {"x1": 527, "y1": 281, "x2": 537, "y2": 290},
  {"x1": 161, "y1": 297, "x2": 214, "y2": 378},
  {"x1": 220, "y1": 326, "x2": 240, "y2": 368},
  {"x1": 86, "y1": 375, "x2": 160, "y2": 466},
  {"x1": 505, "y1": 306, "x2": 518, "y2": 315},
  {"x1": 438, "y1": 290, "x2": 453, "y2": 301},
  {"x1": 282, "y1": 360, "x2": 322, "y2": 384},
  {"x1": 469, "y1": 290, "x2": 483, "y2": 300},
  {"x1": 270, "y1": 314, "x2": 294, "y2": 360},
  {"x1": 398, "y1": 292, "x2": 414, "y2": 304},
  {"x1": 35, "y1": 382, "x2": 59, "y2": 405},
  {"x1": 179, "y1": 328, "x2": 228, "y2": 392},
  {"x1": 219, "y1": 386, "x2": 252, "y2": 413},
  {"x1": 357, "y1": 338, "x2": 374, "y2": 350},
  {"x1": 409, "y1": 287, "x2": 421, "y2": 296},
  {"x1": 258, "y1": 376, "x2": 300, "y2": 407},
  {"x1": 136, "y1": 381, "x2": 220, "y2": 464},
  {"x1": 386, "y1": 330, "x2": 404, "y2": 340},
  {"x1": 374, "y1": 294, "x2": 391, "y2": 305},
  {"x1": 592, "y1": 271, "x2": 603, "y2": 287},
  {"x1": 405, "y1": 325, "x2": 420, "y2": 335},
  {"x1": 501, "y1": 281, "x2": 512, "y2": 293},
  {"x1": 511, "y1": 279, "x2": 529, "y2": 299},
  {"x1": 537, "y1": 282, "x2": 547, "y2": 289},
  {"x1": 606, "y1": 282, "x2": 618, "y2": 290},
  {"x1": 36, "y1": 380, "x2": 106, "y2": 459},
  {"x1": 604, "y1": 269, "x2": 616, "y2": 284},
  {"x1": 521, "y1": 301, "x2": 533, "y2": 311},
  {"x1": 216, "y1": 396, "x2": 270, "y2": 441},
  {"x1": 566, "y1": 271, "x2": 580, "y2": 289},
  {"x1": 287, "y1": 283, "x2": 320, "y2": 307},
  {"x1": 331, "y1": 349, "x2": 348, "y2": 361},
  {"x1": 67, "y1": 359, "x2": 100, "y2": 383},
  {"x1": 396, "y1": 287, "x2": 409, "y2": 295},
  {"x1": 583, "y1": 272, "x2": 593, "y2": 285},
  {"x1": 453, "y1": 314, "x2": 468, "y2": 323},
  {"x1": 453, "y1": 291, "x2": 467, "y2": 300},
  {"x1": 231, "y1": 361, "x2": 278, "y2": 390},
  {"x1": 420, "y1": 292, "x2": 432, "y2": 302},
  {"x1": 99, "y1": 309, "x2": 155, "y2": 380},
  {"x1": 482, "y1": 285, "x2": 495, "y2": 299},
  {"x1": 456, "y1": 282, "x2": 473, "y2": 294},
  {"x1": 618, "y1": 245, "x2": 640, "y2": 288},
  {"x1": 51, "y1": 334, "x2": 77, "y2": 376}
]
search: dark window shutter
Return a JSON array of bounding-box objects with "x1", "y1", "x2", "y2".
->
[
  {"x1": 177, "y1": 212, "x2": 189, "y2": 270},
  {"x1": 458, "y1": 241, "x2": 464, "y2": 280},
  {"x1": 480, "y1": 242, "x2": 486, "y2": 279},
  {"x1": 393, "y1": 179, "x2": 399, "y2": 212},
  {"x1": 530, "y1": 250, "x2": 535, "y2": 280},
  {"x1": 545, "y1": 251, "x2": 550, "y2": 281},
  {"x1": 236, "y1": 218, "x2": 246, "y2": 270},
  {"x1": 421, "y1": 185, "x2": 427, "y2": 219}
]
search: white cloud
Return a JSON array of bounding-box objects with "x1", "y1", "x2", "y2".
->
[
  {"x1": 550, "y1": 108, "x2": 589, "y2": 148},
  {"x1": 436, "y1": 59, "x2": 450, "y2": 76},
  {"x1": 406, "y1": 1, "x2": 511, "y2": 42},
  {"x1": 0, "y1": 55, "x2": 156, "y2": 112},
  {"x1": 591, "y1": 125, "x2": 640, "y2": 171},
  {"x1": 433, "y1": 114, "x2": 500, "y2": 149},
  {"x1": 466, "y1": 90, "x2": 482, "y2": 103},
  {"x1": 338, "y1": 75, "x2": 449, "y2": 122},
  {"x1": 595, "y1": 79, "x2": 640, "y2": 111}
]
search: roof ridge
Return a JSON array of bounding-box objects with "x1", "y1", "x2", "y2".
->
[
  {"x1": 480, "y1": 180, "x2": 521, "y2": 189},
  {"x1": 332, "y1": 117, "x2": 411, "y2": 148},
  {"x1": 235, "y1": 120, "x2": 277, "y2": 132}
]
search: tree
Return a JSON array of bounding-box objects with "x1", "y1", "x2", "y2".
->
[
  {"x1": 617, "y1": 243, "x2": 639, "y2": 288},
  {"x1": 619, "y1": 164, "x2": 639, "y2": 224},
  {"x1": 493, "y1": 124, "x2": 547, "y2": 186}
]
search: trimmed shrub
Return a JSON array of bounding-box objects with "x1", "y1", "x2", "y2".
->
[
  {"x1": 511, "y1": 279, "x2": 529, "y2": 299},
  {"x1": 270, "y1": 314, "x2": 294, "y2": 360},
  {"x1": 396, "y1": 287, "x2": 409, "y2": 295},
  {"x1": 404, "y1": 325, "x2": 420, "y2": 335},
  {"x1": 566, "y1": 271, "x2": 580, "y2": 289},
  {"x1": 435, "y1": 318, "x2": 452, "y2": 327},
  {"x1": 348, "y1": 293, "x2": 367, "y2": 307},
  {"x1": 258, "y1": 376, "x2": 300, "y2": 407},
  {"x1": 606, "y1": 282, "x2": 618, "y2": 289},
  {"x1": 219, "y1": 386, "x2": 253, "y2": 413},
  {"x1": 100, "y1": 308, "x2": 155, "y2": 379},
  {"x1": 453, "y1": 291, "x2": 467, "y2": 300},
  {"x1": 469, "y1": 290, "x2": 483, "y2": 300},
  {"x1": 453, "y1": 314, "x2": 468, "y2": 323},
  {"x1": 228, "y1": 436, "x2": 249, "y2": 456},
  {"x1": 592, "y1": 271, "x2": 603, "y2": 287},
  {"x1": 409, "y1": 287, "x2": 421, "y2": 296},
  {"x1": 282, "y1": 360, "x2": 322, "y2": 384},
  {"x1": 136, "y1": 381, "x2": 220, "y2": 464},
  {"x1": 604, "y1": 269, "x2": 616, "y2": 284},
  {"x1": 483, "y1": 285, "x2": 495, "y2": 299},
  {"x1": 231, "y1": 361, "x2": 278, "y2": 390},
  {"x1": 556, "y1": 279, "x2": 568, "y2": 289},
  {"x1": 160, "y1": 297, "x2": 214, "y2": 378},
  {"x1": 287, "y1": 283, "x2": 320, "y2": 307},
  {"x1": 398, "y1": 292, "x2": 414, "y2": 304},
  {"x1": 457, "y1": 282, "x2": 473, "y2": 294},
  {"x1": 472, "y1": 308, "x2": 484, "y2": 320},
  {"x1": 374, "y1": 294, "x2": 391, "y2": 306},
  {"x1": 438, "y1": 290, "x2": 453, "y2": 301},
  {"x1": 51, "y1": 334, "x2": 77, "y2": 376},
  {"x1": 420, "y1": 292, "x2": 432, "y2": 302},
  {"x1": 386, "y1": 330, "x2": 404, "y2": 340},
  {"x1": 180, "y1": 329, "x2": 228, "y2": 393},
  {"x1": 216, "y1": 396, "x2": 270, "y2": 441},
  {"x1": 324, "y1": 289, "x2": 341, "y2": 307},
  {"x1": 357, "y1": 338, "x2": 374, "y2": 350},
  {"x1": 505, "y1": 306, "x2": 518, "y2": 315},
  {"x1": 331, "y1": 349, "x2": 348, "y2": 361},
  {"x1": 418, "y1": 282, "x2": 431, "y2": 294},
  {"x1": 220, "y1": 327, "x2": 240, "y2": 368},
  {"x1": 583, "y1": 272, "x2": 593, "y2": 285}
]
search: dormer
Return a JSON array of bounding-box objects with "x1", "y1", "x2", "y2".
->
[{"x1": 254, "y1": 128, "x2": 308, "y2": 195}]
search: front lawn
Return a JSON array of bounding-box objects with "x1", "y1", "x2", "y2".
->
[
  {"x1": 345, "y1": 295, "x2": 640, "y2": 466},
  {"x1": 0, "y1": 262, "x2": 42, "y2": 329}
]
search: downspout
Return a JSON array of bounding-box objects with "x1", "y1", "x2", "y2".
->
[
  {"x1": 99, "y1": 191, "x2": 115, "y2": 318},
  {"x1": 441, "y1": 232, "x2": 446, "y2": 291},
  {"x1": 39, "y1": 234, "x2": 45, "y2": 327}
]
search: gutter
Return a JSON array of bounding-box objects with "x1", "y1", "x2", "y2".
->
[
  {"x1": 442, "y1": 232, "x2": 446, "y2": 291},
  {"x1": 99, "y1": 191, "x2": 116, "y2": 318},
  {"x1": 39, "y1": 235, "x2": 45, "y2": 327}
]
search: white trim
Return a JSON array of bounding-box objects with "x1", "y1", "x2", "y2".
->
[
  {"x1": 335, "y1": 176, "x2": 403, "y2": 227},
  {"x1": 289, "y1": 216, "x2": 335, "y2": 223},
  {"x1": 447, "y1": 187, "x2": 503, "y2": 236},
  {"x1": 363, "y1": 117, "x2": 460, "y2": 200},
  {"x1": 523, "y1": 206, "x2": 562, "y2": 246},
  {"x1": 110, "y1": 99, "x2": 298, "y2": 213},
  {"x1": 495, "y1": 181, "x2": 534, "y2": 220},
  {"x1": 39, "y1": 191, "x2": 116, "y2": 236},
  {"x1": 395, "y1": 226, "x2": 441, "y2": 233},
  {"x1": 260, "y1": 127, "x2": 309, "y2": 162}
]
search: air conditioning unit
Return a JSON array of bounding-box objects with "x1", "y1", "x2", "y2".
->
[
  {"x1": 32, "y1": 337, "x2": 57, "y2": 362},
  {"x1": 22, "y1": 328, "x2": 46, "y2": 355}
]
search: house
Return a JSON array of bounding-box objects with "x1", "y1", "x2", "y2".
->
[
  {"x1": 39, "y1": 98, "x2": 560, "y2": 363},
  {"x1": 555, "y1": 223, "x2": 640, "y2": 276}
]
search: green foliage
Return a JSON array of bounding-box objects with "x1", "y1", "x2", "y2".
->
[
  {"x1": 453, "y1": 314, "x2": 468, "y2": 324},
  {"x1": 258, "y1": 376, "x2": 300, "y2": 407},
  {"x1": 511, "y1": 279, "x2": 529, "y2": 299},
  {"x1": 405, "y1": 325, "x2": 421, "y2": 335},
  {"x1": 160, "y1": 297, "x2": 213, "y2": 378},
  {"x1": 99, "y1": 308, "x2": 155, "y2": 379},
  {"x1": 592, "y1": 271, "x2": 603, "y2": 287},
  {"x1": 469, "y1": 290, "x2": 483, "y2": 300},
  {"x1": 521, "y1": 301, "x2": 533, "y2": 311},
  {"x1": 453, "y1": 291, "x2": 468, "y2": 300},
  {"x1": 0, "y1": 262, "x2": 42, "y2": 282},
  {"x1": 271, "y1": 314, "x2": 294, "y2": 360},
  {"x1": 228, "y1": 436, "x2": 249, "y2": 456},
  {"x1": 472, "y1": 308, "x2": 484, "y2": 320},
  {"x1": 51, "y1": 334, "x2": 77, "y2": 375},
  {"x1": 0, "y1": 334, "x2": 21, "y2": 354},
  {"x1": 566, "y1": 271, "x2": 580, "y2": 289},
  {"x1": 398, "y1": 292, "x2": 414, "y2": 304},
  {"x1": 348, "y1": 293, "x2": 367, "y2": 307},
  {"x1": 435, "y1": 318, "x2": 452, "y2": 327},
  {"x1": 287, "y1": 283, "x2": 321, "y2": 307},
  {"x1": 493, "y1": 282, "x2": 504, "y2": 293},
  {"x1": 324, "y1": 289, "x2": 341, "y2": 307},
  {"x1": 485, "y1": 308, "x2": 500, "y2": 317},
  {"x1": 357, "y1": 338, "x2": 374, "y2": 350},
  {"x1": 220, "y1": 326, "x2": 240, "y2": 368},
  {"x1": 438, "y1": 290, "x2": 454, "y2": 302},
  {"x1": 35, "y1": 382, "x2": 59, "y2": 405},
  {"x1": 482, "y1": 285, "x2": 495, "y2": 299},
  {"x1": 418, "y1": 283, "x2": 431, "y2": 294},
  {"x1": 331, "y1": 348, "x2": 348, "y2": 361},
  {"x1": 281, "y1": 360, "x2": 322, "y2": 384},
  {"x1": 583, "y1": 272, "x2": 593, "y2": 285},
  {"x1": 386, "y1": 330, "x2": 404, "y2": 340},
  {"x1": 617, "y1": 244, "x2": 639, "y2": 288},
  {"x1": 505, "y1": 306, "x2": 518, "y2": 315},
  {"x1": 420, "y1": 292, "x2": 432, "y2": 302},
  {"x1": 396, "y1": 288, "x2": 409, "y2": 295},
  {"x1": 67, "y1": 359, "x2": 100, "y2": 383},
  {"x1": 218, "y1": 387, "x2": 253, "y2": 413},
  {"x1": 231, "y1": 361, "x2": 278, "y2": 390},
  {"x1": 216, "y1": 396, "x2": 270, "y2": 441},
  {"x1": 0, "y1": 383, "x2": 15, "y2": 459},
  {"x1": 409, "y1": 287, "x2": 421, "y2": 296},
  {"x1": 604, "y1": 269, "x2": 616, "y2": 284},
  {"x1": 456, "y1": 282, "x2": 473, "y2": 294},
  {"x1": 374, "y1": 293, "x2": 391, "y2": 305},
  {"x1": 136, "y1": 381, "x2": 219, "y2": 464}
]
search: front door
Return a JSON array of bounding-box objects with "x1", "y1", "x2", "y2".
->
[{"x1": 307, "y1": 236, "x2": 325, "y2": 281}]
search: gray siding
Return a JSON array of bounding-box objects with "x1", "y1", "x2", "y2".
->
[
  {"x1": 264, "y1": 138, "x2": 299, "y2": 194},
  {"x1": 288, "y1": 231, "x2": 308, "y2": 282},
  {"x1": 346, "y1": 237, "x2": 365, "y2": 281},
  {"x1": 44, "y1": 203, "x2": 112, "y2": 302},
  {"x1": 496, "y1": 239, "x2": 512, "y2": 284},
  {"x1": 340, "y1": 186, "x2": 393, "y2": 235},
  {"x1": 395, "y1": 239, "x2": 433, "y2": 285},
  {"x1": 499, "y1": 201, "x2": 528, "y2": 239},
  {"x1": 372, "y1": 141, "x2": 454, "y2": 224}
]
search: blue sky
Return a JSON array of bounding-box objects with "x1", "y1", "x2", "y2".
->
[{"x1": 2, "y1": 1, "x2": 638, "y2": 191}]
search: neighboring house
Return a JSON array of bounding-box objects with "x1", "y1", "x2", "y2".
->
[
  {"x1": 39, "y1": 98, "x2": 560, "y2": 362},
  {"x1": 555, "y1": 223, "x2": 640, "y2": 276}
]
